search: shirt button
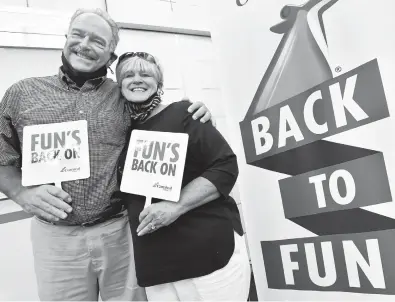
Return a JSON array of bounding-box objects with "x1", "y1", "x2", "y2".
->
[{"x1": 79, "y1": 110, "x2": 84, "y2": 114}]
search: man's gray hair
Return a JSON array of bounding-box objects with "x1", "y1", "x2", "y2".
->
[{"x1": 68, "y1": 8, "x2": 120, "y2": 52}]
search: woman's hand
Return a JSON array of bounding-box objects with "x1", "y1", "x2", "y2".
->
[{"x1": 137, "y1": 201, "x2": 183, "y2": 236}]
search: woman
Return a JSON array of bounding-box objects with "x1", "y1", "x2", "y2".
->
[{"x1": 116, "y1": 52, "x2": 251, "y2": 301}]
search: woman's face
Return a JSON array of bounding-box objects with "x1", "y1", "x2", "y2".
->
[{"x1": 121, "y1": 69, "x2": 159, "y2": 103}]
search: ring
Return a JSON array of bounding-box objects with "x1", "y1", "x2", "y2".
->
[{"x1": 151, "y1": 224, "x2": 156, "y2": 230}]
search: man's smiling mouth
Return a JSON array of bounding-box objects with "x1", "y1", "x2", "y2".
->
[{"x1": 74, "y1": 52, "x2": 94, "y2": 60}]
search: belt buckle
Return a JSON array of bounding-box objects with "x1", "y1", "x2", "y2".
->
[{"x1": 80, "y1": 222, "x2": 90, "y2": 227}]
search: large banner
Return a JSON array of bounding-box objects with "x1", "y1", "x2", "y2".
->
[{"x1": 211, "y1": 0, "x2": 395, "y2": 300}]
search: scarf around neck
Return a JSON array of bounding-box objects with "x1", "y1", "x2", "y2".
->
[
  {"x1": 61, "y1": 52, "x2": 107, "y2": 87},
  {"x1": 126, "y1": 92, "x2": 162, "y2": 122}
]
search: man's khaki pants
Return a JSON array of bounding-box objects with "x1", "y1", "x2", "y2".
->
[{"x1": 30, "y1": 214, "x2": 147, "y2": 301}]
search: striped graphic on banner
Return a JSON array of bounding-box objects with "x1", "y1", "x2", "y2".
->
[{"x1": 0, "y1": 193, "x2": 32, "y2": 224}]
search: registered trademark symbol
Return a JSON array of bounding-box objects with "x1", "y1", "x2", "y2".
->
[{"x1": 335, "y1": 66, "x2": 342, "y2": 73}]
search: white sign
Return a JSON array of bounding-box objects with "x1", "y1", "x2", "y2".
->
[
  {"x1": 120, "y1": 130, "x2": 188, "y2": 202},
  {"x1": 22, "y1": 120, "x2": 90, "y2": 186}
]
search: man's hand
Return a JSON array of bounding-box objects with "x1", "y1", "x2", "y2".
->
[
  {"x1": 137, "y1": 201, "x2": 183, "y2": 236},
  {"x1": 184, "y1": 99, "x2": 214, "y2": 124},
  {"x1": 13, "y1": 185, "x2": 73, "y2": 222}
]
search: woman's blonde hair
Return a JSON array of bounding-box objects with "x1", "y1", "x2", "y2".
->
[{"x1": 116, "y1": 55, "x2": 164, "y2": 91}]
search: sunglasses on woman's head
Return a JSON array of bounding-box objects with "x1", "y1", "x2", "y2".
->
[{"x1": 117, "y1": 52, "x2": 157, "y2": 65}]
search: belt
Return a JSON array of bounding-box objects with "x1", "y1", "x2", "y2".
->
[{"x1": 39, "y1": 204, "x2": 127, "y2": 227}]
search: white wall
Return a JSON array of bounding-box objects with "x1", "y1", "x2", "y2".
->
[
  {"x1": 0, "y1": 48, "x2": 61, "y2": 301},
  {"x1": 27, "y1": 0, "x2": 106, "y2": 11},
  {"x1": 0, "y1": 0, "x2": 210, "y2": 38},
  {"x1": 0, "y1": 2, "x2": 245, "y2": 300},
  {"x1": 107, "y1": 0, "x2": 210, "y2": 32}
]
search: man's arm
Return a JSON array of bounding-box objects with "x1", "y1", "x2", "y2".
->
[
  {"x1": 183, "y1": 99, "x2": 213, "y2": 124},
  {"x1": 0, "y1": 166, "x2": 72, "y2": 221},
  {"x1": 0, "y1": 166, "x2": 24, "y2": 201},
  {"x1": 0, "y1": 83, "x2": 72, "y2": 221}
]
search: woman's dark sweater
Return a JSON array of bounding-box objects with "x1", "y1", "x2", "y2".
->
[{"x1": 119, "y1": 101, "x2": 243, "y2": 287}]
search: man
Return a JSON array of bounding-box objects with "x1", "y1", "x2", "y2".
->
[{"x1": 0, "y1": 8, "x2": 212, "y2": 301}]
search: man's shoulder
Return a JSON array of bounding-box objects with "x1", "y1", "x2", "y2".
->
[
  {"x1": 102, "y1": 77, "x2": 120, "y2": 91},
  {"x1": 104, "y1": 77, "x2": 117, "y2": 85},
  {"x1": 10, "y1": 75, "x2": 58, "y2": 90}
]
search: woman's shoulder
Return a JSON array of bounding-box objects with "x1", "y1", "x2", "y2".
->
[
  {"x1": 158, "y1": 100, "x2": 193, "y2": 120},
  {"x1": 167, "y1": 100, "x2": 192, "y2": 112}
]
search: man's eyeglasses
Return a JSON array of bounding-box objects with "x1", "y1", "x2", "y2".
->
[{"x1": 117, "y1": 52, "x2": 157, "y2": 65}]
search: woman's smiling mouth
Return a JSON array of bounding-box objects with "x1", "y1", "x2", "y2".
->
[{"x1": 131, "y1": 88, "x2": 147, "y2": 92}]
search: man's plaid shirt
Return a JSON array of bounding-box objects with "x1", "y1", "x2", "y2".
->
[{"x1": 0, "y1": 69, "x2": 131, "y2": 224}]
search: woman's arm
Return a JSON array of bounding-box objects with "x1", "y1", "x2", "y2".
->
[
  {"x1": 137, "y1": 106, "x2": 238, "y2": 236},
  {"x1": 136, "y1": 176, "x2": 219, "y2": 236}
]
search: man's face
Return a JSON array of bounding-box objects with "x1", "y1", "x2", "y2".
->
[{"x1": 64, "y1": 13, "x2": 113, "y2": 73}]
